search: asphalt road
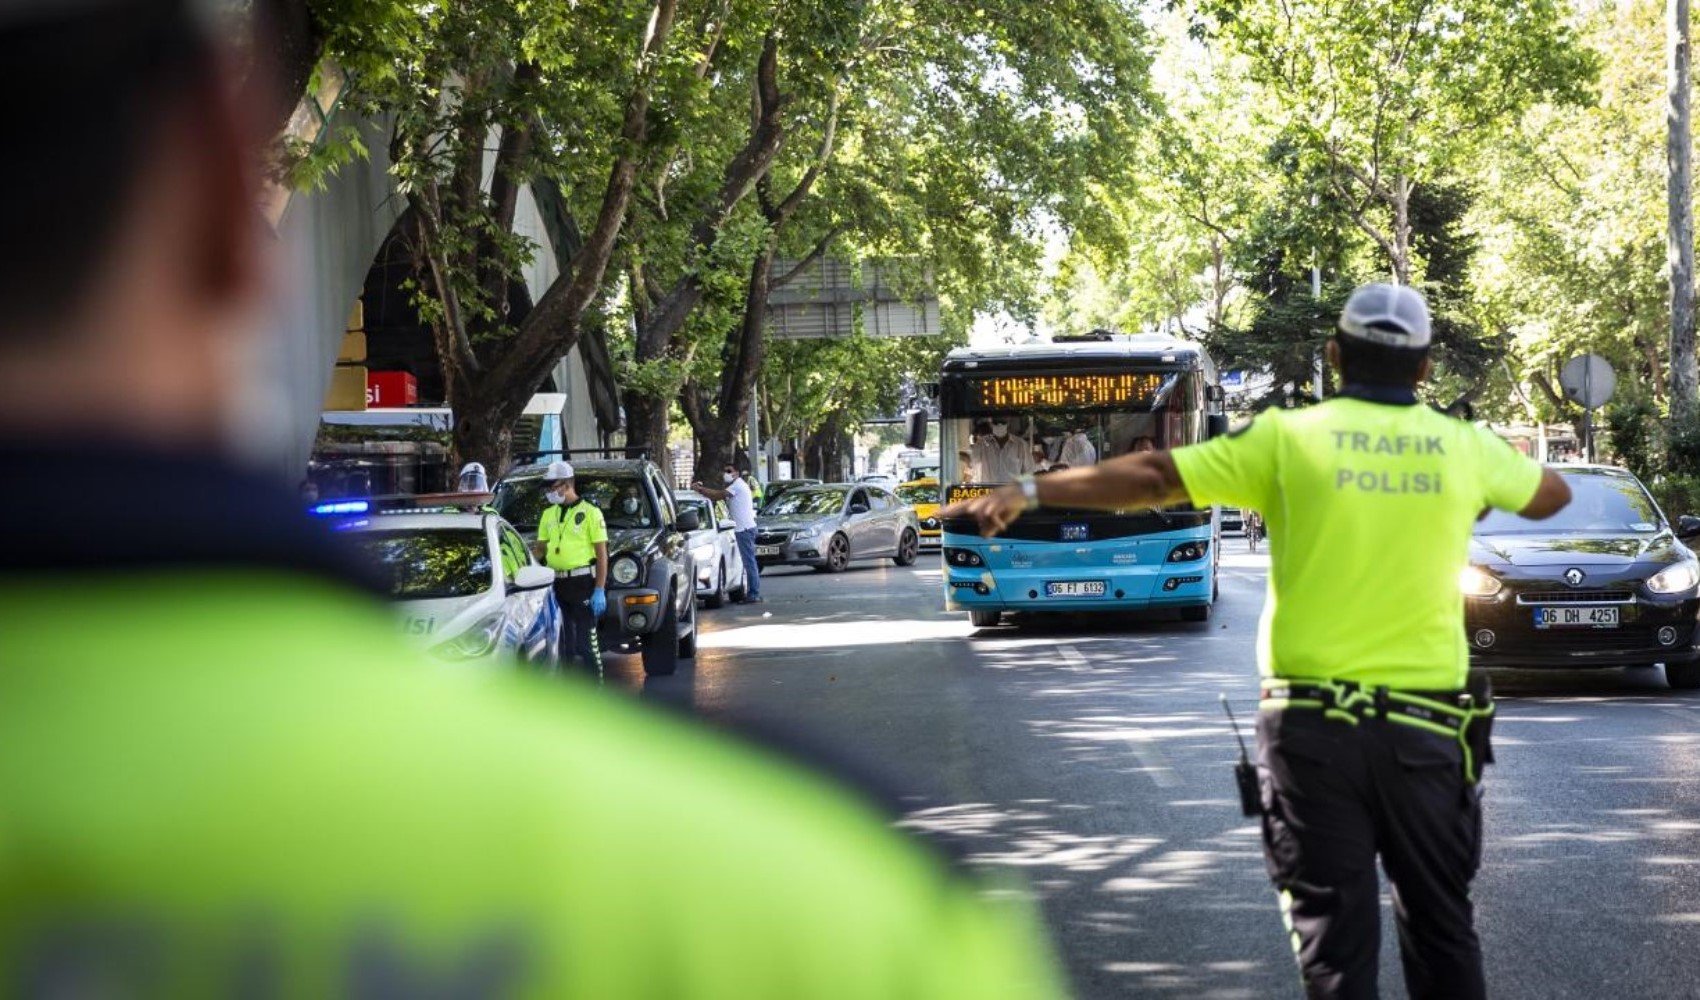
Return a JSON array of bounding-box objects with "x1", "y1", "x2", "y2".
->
[{"x1": 601, "y1": 547, "x2": 1700, "y2": 999}]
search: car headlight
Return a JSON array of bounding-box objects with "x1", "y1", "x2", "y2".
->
[
  {"x1": 435, "y1": 613, "x2": 504, "y2": 660},
  {"x1": 610, "y1": 554, "x2": 643, "y2": 586},
  {"x1": 1648, "y1": 559, "x2": 1700, "y2": 595},
  {"x1": 791, "y1": 525, "x2": 820, "y2": 540},
  {"x1": 1459, "y1": 566, "x2": 1502, "y2": 597}
]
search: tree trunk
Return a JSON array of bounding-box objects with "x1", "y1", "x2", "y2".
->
[
  {"x1": 449, "y1": 389, "x2": 515, "y2": 477},
  {"x1": 692, "y1": 424, "x2": 738, "y2": 484},
  {"x1": 804, "y1": 413, "x2": 848, "y2": 480},
  {"x1": 622, "y1": 389, "x2": 670, "y2": 462},
  {"x1": 1672, "y1": 0, "x2": 1698, "y2": 419},
  {"x1": 1391, "y1": 176, "x2": 1414, "y2": 286}
]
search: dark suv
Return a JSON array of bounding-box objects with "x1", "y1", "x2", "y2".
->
[{"x1": 493, "y1": 457, "x2": 698, "y2": 676}]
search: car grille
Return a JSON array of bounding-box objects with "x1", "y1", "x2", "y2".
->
[
  {"x1": 1530, "y1": 628, "x2": 1666, "y2": 651},
  {"x1": 1514, "y1": 590, "x2": 1634, "y2": 605},
  {"x1": 756, "y1": 531, "x2": 791, "y2": 546}
]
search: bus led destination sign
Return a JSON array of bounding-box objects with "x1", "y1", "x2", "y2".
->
[{"x1": 971, "y1": 372, "x2": 1166, "y2": 410}]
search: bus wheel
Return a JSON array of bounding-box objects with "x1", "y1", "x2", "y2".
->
[
  {"x1": 970, "y1": 610, "x2": 1002, "y2": 627},
  {"x1": 1180, "y1": 603, "x2": 1211, "y2": 623}
]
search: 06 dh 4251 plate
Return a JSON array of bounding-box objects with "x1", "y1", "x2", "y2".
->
[
  {"x1": 1533, "y1": 606, "x2": 1619, "y2": 629},
  {"x1": 1046, "y1": 580, "x2": 1107, "y2": 598}
]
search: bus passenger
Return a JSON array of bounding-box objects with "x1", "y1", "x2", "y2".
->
[{"x1": 972, "y1": 419, "x2": 1035, "y2": 483}]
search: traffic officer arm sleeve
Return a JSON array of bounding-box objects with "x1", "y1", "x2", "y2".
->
[
  {"x1": 1168, "y1": 412, "x2": 1281, "y2": 512},
  {"x1": 589, "y1": 507, "x2": 610, "y2": 587},
  {"x1": 1472, "y1": 424, "x2": 1566, "y2": 518}
]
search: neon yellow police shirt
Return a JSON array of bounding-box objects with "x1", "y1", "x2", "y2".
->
[
  {"x1": 538, "y1": 499, "x2": 607, "y2": 571},
  {"x1": 1172, "y1": 398, "x2": 1543, "y2": 690},
  {"x1": 0, "y1": 572, "x2": 1064, "y2": 998}
]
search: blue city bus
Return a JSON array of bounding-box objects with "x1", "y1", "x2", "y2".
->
[{"x1": 934, "y1": 332, "x2": 1228, "y2": 625}]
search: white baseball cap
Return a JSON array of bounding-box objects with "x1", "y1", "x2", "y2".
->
[
  {"x1": 545, "y1": 460, "x2": 575, "y2": 482},
  {"x1": 1338, "y1": 283, "x2": 1431, "y2": 349}
]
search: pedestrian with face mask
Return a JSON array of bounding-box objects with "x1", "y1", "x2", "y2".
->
[
  {"x1": 534, "y1": 461, "x2": 609, "y2": 673},
  {"x1": 693, "y1": 463, "x2": 762, "y2": 604}
]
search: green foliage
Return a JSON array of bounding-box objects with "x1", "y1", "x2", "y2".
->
[{"x1": 1606, "y1": 381, "x2": 1662, "y2": 482}]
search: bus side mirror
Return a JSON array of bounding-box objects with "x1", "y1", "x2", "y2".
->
[
  {"x1": 1207, "y1": 414, "x2": 1230, "y2": 439},
  {"x1": 904, "y1": 409, "x2": 928, "y2": 450}
]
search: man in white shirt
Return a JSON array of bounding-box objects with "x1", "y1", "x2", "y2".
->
[
  {"x1": 1059, "y1": 424, "x2": 1098, "y2": 469},
  {"x1": 692, "y1": 463, "x2": 763, "y2": 603},
  {"x1": 970, "y1": 420, "x2": 1035, "y2": 483}
]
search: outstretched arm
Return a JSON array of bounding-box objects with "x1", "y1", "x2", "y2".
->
[{"x1": 938, "y1": 452, "x2": 1192, "y2": 537}]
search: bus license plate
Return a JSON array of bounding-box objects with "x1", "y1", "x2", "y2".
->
[
  {"x1": 1046, "y1": 580, "x2": 1107, "y2": 598},
  {"x1": 1534, "y1": 606, "x2": 1619, "y2": 629},
  {"x1": 755, "y1": 545, "x2": 780, "y2": 557}
]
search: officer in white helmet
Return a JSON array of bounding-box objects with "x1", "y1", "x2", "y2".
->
[
  {"x1": 942, "y1": 282, "x2": 1572, "y2": 999},
  {"x1": 533, "y1": 460, "x2": 609, "y2": 673}
]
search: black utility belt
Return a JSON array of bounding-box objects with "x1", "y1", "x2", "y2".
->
[
  {"x1": 1260, "y1": 676, "x2": 1496, "y2": 784},
  {"x1": 556, "y1": 566, "x2": 595, "y2": 578}
]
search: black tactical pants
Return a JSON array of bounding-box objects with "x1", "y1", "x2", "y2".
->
[
  {"x1": 1257, "y1": 708, "x2": 1484, "y2": 1000},
  {"x1": 552, "y1": 574, "x2": 602, "y2": 675}
]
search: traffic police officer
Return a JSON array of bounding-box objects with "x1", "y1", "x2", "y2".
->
[
  {"x1": 0, "y1": 2, "x2": 1066, "y2": 994},
  {"x1": 534, "y1": 460, "x2": 609, "y2": 674},
  {"x1": 944, "y1": 283, "x2": 1571, "y2": 999}
]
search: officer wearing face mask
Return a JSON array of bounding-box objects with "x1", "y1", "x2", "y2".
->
[
  {"x1": 534, "y1": 461, "x2": 609, "y2": 673},
  {"x1": 970, "y1": 418, "x2": 1034, "y2": 484}
]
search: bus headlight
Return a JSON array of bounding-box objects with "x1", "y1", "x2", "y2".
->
[
  {"x1": 1458, "y1": 566, "x2": 1502, "y2": 597},
  {"x1": 610, "y1": 555, "x2": 644, "y2": 586},
  {"x1": 1648, "y1": 559, "x2": 1700, "y2": 595}
]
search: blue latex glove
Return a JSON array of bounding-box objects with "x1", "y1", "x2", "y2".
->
[{"x1": 590, "y1": 587, "x2": 607, "y2": 618}]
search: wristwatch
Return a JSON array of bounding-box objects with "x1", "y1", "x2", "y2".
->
[{"x1": 1017, "y1": 474, "x2": 1041, "y2": 512}]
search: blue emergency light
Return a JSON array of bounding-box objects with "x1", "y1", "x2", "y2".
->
[{"x1": 311, "y1": 500, "x2": 371, "y2": 516}]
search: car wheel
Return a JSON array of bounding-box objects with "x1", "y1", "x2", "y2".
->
[
  {"x1": 678, "y1": 596, "x2": 697, "y2": 658},
  {"x1": 823, "y1": 533, "x2": 850, "y2": 573},
  {"x1": 970, "y1": 609, "x2": 1002, "y2": 627},
  {"x1": 642, "y1": 591, "x2": 680, "y2": 676},
  {"x1": 1180, "y1": 603, "x2": 1211, "y2": 623},
  {"x1": 1666, "y1": 661, "x2": 1700, "y2": 690},
  {"x1": 704, "y1": 562, "x2": 727, "y2": 609},
  {"x1": 893, "y1": 529, "x2": 919, "y2": 566}
]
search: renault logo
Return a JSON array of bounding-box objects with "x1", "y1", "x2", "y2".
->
[{"x1": 1564, "y1": 567, "x2": 1586, "y2": 587}]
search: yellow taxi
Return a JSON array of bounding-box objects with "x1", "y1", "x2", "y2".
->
[{"x1": 896, "y1": 477, "x2": 943, "y2": 551}]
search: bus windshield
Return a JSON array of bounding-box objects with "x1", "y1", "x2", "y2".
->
[{"x1": 942, "y1": 370, "x2": 1208, "y2": 485}]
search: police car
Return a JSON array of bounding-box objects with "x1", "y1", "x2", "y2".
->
[{"x1": 316, "y1": 498, "x2": 561, "y2": 665}]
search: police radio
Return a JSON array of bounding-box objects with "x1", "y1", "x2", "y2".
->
[{"x1": 1219, "y1": 694, "x2": 1261, "y2": 818}]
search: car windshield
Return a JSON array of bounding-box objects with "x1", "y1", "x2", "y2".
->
[
  {"x1": 896, "y1": 483, "x2": 939, "y2": 505},
  {"x1": 494, "y1": 473, "x2": 657, "y2": 530},
  {"x1": 352, "y1": 529, "x2": 493, "y2": 600},
  {"x1": 764, "y1": 488, "x2": 847, "y2": 516},
  {"x1": 1477, "y1": 471, "x2": 1662, "y2": 535}
]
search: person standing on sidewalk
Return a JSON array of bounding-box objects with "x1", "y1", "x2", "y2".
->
[
  {"x1": 694, "y1": 463, "x2": 762, "y2": 604},
  {"x1": 943, "y1": 283, "x2": 1572, "y2": 999}
]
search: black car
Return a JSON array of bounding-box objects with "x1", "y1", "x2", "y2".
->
[
  {"x1": 493, "y1": 457, "x2": 699, "y2": 676},
  {"x1": 1464, "y1": 465, "x2": 1700, "y2": 688}
]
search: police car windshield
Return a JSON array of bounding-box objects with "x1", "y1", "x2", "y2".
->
[
  {"x1": 1477, "y1": 471, "x2": 1662, "y2": 535},
  {"x1": 352, "y1": 529, "x2": 493, "y2": 600},
  {"x1": 494, "y1": 474, "x2": 657, "y2": 530},
  {"x1": 764, "y1": 488, "x2": 848, "y2": 516}
]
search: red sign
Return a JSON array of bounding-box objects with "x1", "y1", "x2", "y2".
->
[{"x1": 366, "y1": 371, "x2": 418, "y2": 407}]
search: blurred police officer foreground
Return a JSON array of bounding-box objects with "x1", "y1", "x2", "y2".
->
[{"x1": 0, "y1": 2, "x2": 1062, "y2": 995}]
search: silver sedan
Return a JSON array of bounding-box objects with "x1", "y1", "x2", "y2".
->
[{"x1": 754, "y1": 484, "x2": 921, "y2": 572}]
